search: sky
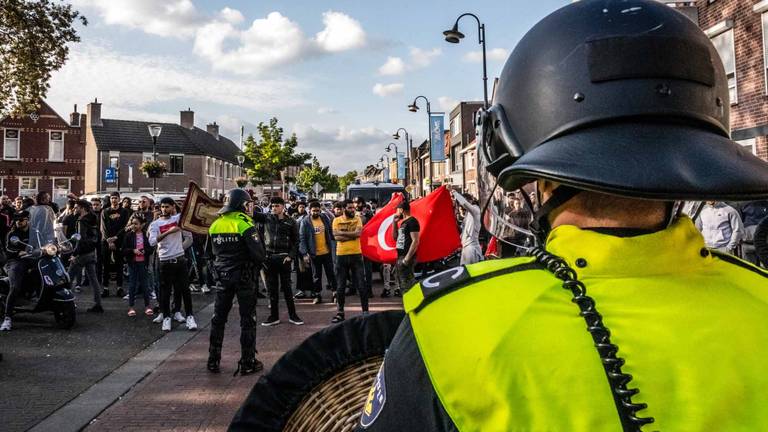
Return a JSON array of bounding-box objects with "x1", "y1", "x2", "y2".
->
[{"x1": 47, "y1": 0, "x2": 568, "y2": 174}]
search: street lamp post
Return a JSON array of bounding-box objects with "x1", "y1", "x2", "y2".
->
[
  {"x1": 392, "y1": 128, "x2": 412, "y2": 187},
  {"x1": 147, "y1": 124, "x2": 162, "y2": 194},
  {"x1": 444, "y1": 13, "x2": 489, "y2": 108},
  {"x1": 379, "y1": 154, "x2": 391, "y2": 182},
  {"x1": 237, "y1": 153, "x2": 245, "y2": 177},
  {"x1": 408, "y1": 96, "x2": 432, "y2": 195},
  {"x1": 385, "y1": 142, "x2": 399, "y2": 183}
]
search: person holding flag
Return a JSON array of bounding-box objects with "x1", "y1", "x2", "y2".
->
[{"x1": 392, "y1": 200, "x2": 420, "y2": 295}]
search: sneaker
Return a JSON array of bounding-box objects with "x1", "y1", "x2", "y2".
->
[
  {"x1": 288, "y1": 315, "x2": 304, "y2": 325},
  {"x1": 201, "y1": 284, "x2": 210, "y2": 294},
  {"x1": 150, "y1": 291, "x2": 157, "y2": 300},
  {"x1": 116, "y1": 287, "x2": 125, "y2": 297},
  {"x1": 173, "y1": 312, "x2": 186, "y2": 323},
  {"x1": 381, "y1": 289, "x2": 391, "y2": 298},
  {"x1": 145, "y1": 307, "x2": 154, "y2": 316},
  {"x1": 127, "y1": 308, "x2": 136, "y2": 317},
  {"x1": 312, "y1": 294, "x2": 322, "y2": 305},
  {"x1": 186, "y1": 315, "x2": 198, "y2": 331},
  {"x1": 394, "y1": 289, "x2": 402, "y2": 297},
  {"x1": 122, "y1": 294, "x2": 130, "y2": 300},
  {"x1": 101, "y1": 288, "x2": 110, "y2": 298},
  {"x1": 294, "y1": 291, "x2": 306, "y2": 299},
  {"x1": 235, "y1": 358, "x2": 264, "y2": 376},
  {"x1": 189, "y1": 284, "x2": 200, "y2": 292},
  {"x1": 0, "y1": 317, "x2": 11, "y2": 331},
  {"x1": 73, "y1": 285, "x2": 82, "y2": 293},
  {"x1": 87, "y1": 304, "x2": 104, "y2": 313},
  {"x1": 152, "y1": 313, "x2": 165, "y2": 323},
  {"x1": 331, "y1": 313, "x2": 345, "y2": 324},
  {"x1": 207, "y1": 355, "x2": 221, "y2": 373},
  {"x1": 162, "y1": 317, "x2": 172, "y2": 332},
  {"x1": 261, "y1": 316, "x2": 280, "y2": 327}
]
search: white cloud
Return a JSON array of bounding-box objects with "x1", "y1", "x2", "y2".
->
[
  {"x1": 293, "y1": 124, "x2": 391, "y2": 173},
  {"x1": 378, "y1": 57, "x2": 405, "y2": 76},
  {"x1": 409, "y1": 47, "x2": 441, "y2": 68},
  {"x1": 317, "y1": 107, "x2": 339, "y2": 115},
  {"x1": 219, "y1": 7, "x2": 245, "y2": 24},
  {"x1": 372, "y1": 83, "x2": 404, "y2": 97},
  {"x1": 193, "y1": 10, "x2": 366, "y2": 75},
  {"x1": 376, "y1": 47, "x2": 441, "y2": 76},
  {"x1": 47, "y1": 43, "x2": 306, "y2": 117},
  {"x1": 463, "y1": 48, "x2": 509, "y2": 63},
  {"x1": 437, "y1": 96, "x2": 459, "y2": 112},
  {"x1": 73, "y1": 0, "x2": 202, "y2": 38},
  {"x1": 313, "y1": 11, "x2": 366, "y2": 52}
]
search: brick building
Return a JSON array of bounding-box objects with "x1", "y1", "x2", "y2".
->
[
  {"x1": 696, "y1": 0, "x2": 768, "y2": 158},
  {"x1": 447, "y1": 101, "x2": 483, "y2": 197},
  {"x1": 0, "y1": 100, "x2": 84, "y2": 203},
  {"x1": 83, "y1": 100, "x2": 243, "y2": 198}
]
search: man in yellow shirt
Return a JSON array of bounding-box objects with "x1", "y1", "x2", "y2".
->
[
  {"x1": 298, "y1": 201, "x2": 336, "y2": 304},
  {"x1": 331, "y1": 199, "x2": 367, "y2": 323}
]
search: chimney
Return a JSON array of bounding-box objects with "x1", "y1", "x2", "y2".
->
[
  {"x1": 206, "y1": 121, "x2": 220, "y2": 140},
  {"x1": 86, "y1": 98, "x2": 102, "y2": 127},
  {"x1": 69, "y1": 104, "x2": 80, "y2": 127},
  {"x1": 180, "y1": 108, "x2": 194, "y2": 129}
]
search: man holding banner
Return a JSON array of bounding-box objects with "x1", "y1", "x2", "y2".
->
[{"x1": 392, "y1": 201, "x2": 420, "y2": 295}]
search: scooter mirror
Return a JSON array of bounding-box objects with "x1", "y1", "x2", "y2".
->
[
  {"x1": 9, "y1": 236, "x2": 20, "y2": 245},
  {"x1": 70, "y1": 233, "x2": 81, "y2": 242}
]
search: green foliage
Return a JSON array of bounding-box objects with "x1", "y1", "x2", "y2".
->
[
  {"x1": 296, "y1": 157, "x2": 340, "y2": 194},
  {"x1": 338, "y1": 170, "x2": 359, "y2": 192},
  {"x1": 0, "y1": 0, "x2": 87, "y2": 117},
  {"x1": 242, "y1": 118, "x2": 312, "y2": 185}
]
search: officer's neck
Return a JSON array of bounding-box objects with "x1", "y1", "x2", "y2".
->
[{"x1": 549, "y1": 206, "x2": 666, "y2": 231}]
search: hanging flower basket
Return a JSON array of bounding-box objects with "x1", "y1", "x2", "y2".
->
[
  {"x1": 235, "y1": 176, "x2": 249, "y2": 188},
  {"x1": 140, "y1": 160, "x2": 168, "y2": 178}
]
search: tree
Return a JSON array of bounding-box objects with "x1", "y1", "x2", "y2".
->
[
  {"x1": 296, "y1": 157, "x2": 340, "y2": 194},
  {"x1": 338, "y1": 170, "x2": 358, "y2": 193},
  {"x1": 1, "y1": 0, "x2": 87, "y2": 117},
  {"x1": 243, "y1": 118, "x2": 312, "y2": 187}
]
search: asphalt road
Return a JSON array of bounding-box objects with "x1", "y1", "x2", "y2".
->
[{"x1": 0, "y1": 286, "x2": 215, "y2": 432}]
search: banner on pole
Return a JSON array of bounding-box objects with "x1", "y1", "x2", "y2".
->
[
  {"x1": 430, "y1": 113, "x2": 445, "y2": 161},
  {"x1": 397, "y1": 152, "x2": 406, "y2": 180}
]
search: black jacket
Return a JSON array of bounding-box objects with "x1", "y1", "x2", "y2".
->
[
  {"x1": 753, "y1": 215, "x2": 768, "y2": 266},
  {"x1": 5, "y1": 226, "x2": 30, "y2": 261},
  {"x1": 74, "y1": 212, "x2": 100, "y2": 256},
  {"x1": 101, "y1": 206, "x2": 130, "y2": 241},
  {"x1": 122, "y1": 230, "x2": 153, "y2": 263},
  {"x1": 253, "y1": 213, "x2": 298, "y2": 258}
]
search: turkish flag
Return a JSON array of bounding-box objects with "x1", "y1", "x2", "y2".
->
[{"x1": 361, "y1": 187, "x2": 461, "y2": 264}]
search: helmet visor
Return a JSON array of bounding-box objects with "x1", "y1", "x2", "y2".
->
[{"x1": 477, "y1": 115, "x2": 537, "y2": 253}]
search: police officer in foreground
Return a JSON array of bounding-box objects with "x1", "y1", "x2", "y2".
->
[
  {"x1": 357, "y1": 1, "x2": 768, "y2": 430},
  {"x1": 206, "y1": 189, "x2": 266, "y2": 375}
]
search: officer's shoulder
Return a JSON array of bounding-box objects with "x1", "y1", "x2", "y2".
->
[
  {"x1": 403, "y1": 257, "x2": 542, "y2": 314},
  {"x1": 709, "y1": 249, "x2": 768, "y2": 279}
]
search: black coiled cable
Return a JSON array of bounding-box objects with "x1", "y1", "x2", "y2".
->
[{"x1": 528, "y1": 246, "x2": 655, "y2": 431}]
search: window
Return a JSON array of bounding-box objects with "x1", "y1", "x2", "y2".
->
[
  {"x1": 737, "y1": 138, "x2": 757, "y2": 155},
  {"x1": 49, "y1": 131, "x2": 64, "y2": 161},
  {"x1": 19, "y1": 177, "x2": 38, "y2": 197},
  {"x1": 4, "y1": 129, "x2": 19, "y2": 160},
  {"x1": 711, "y1": 29, "x2": 737, "y2": 104},
  {"x1": 219, "y1": 161, "x2": 223, "y2": 177},
  {"x1": 450, "y1": 116, "x2": 461, "y2": 137},
  {"x1": 169, "y1": 154, "x2": 184, "y2": 174},
  {"x1": 52, "y1": 178, "x2": 70, "y2": 203},
  {"x1": 450, "y1": 145, "x2": 462, "y2": 172},
  {"x1": 763, "y1": 13, "x2": 768, "y2": 93},
  {"x1": 109, "y1": 156, "x2": 119, "y2": 168}
]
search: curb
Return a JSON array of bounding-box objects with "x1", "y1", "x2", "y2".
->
[{"x1": 29, "y1": 301, "x2": 216, "y2": 432}]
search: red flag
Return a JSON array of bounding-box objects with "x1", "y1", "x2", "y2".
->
[{"x1": 361, "y1": 187, "x2": 461, "y2": 264}]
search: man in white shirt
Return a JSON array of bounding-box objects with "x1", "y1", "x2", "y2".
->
[
  {"x1": 149, "y1": 197, "x2": 196, "y2": 332},
  {"x1": 695, "y1": 201, "x2": 745, "y2": 254}
]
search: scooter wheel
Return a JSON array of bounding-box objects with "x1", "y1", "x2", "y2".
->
[{"x1": 54, "y1": 302, "x2": 77, "y2": 329}]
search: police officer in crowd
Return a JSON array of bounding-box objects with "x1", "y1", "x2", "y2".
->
[
  {"x1": 206, "y1": 189, "x2": 266, "y2": 375},
  {"x1": 358, "y1": 1, "x2": 768, "y2": 430}
]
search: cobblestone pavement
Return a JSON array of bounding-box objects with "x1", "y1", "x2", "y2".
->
[
  {"x1": 0, "y1": 285, "x2": 214, "y2": 432},
  {"x1": 85, "y1": 288, "x2": 402, "y2": 432}
]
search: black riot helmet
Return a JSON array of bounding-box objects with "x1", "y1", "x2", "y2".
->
[
  {"x1": 478, "y1": 0, "x2": 768, "y2": 243},
  {"x1": 219, "y1": 188, "x2": 253, "y2": 214}
]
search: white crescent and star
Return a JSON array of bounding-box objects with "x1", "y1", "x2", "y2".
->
[{"x1": 377, "y1": 215, "x2": 396, "y2": 251}]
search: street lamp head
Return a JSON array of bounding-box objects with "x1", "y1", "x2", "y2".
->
[
  {"x1": 237, "y1": 154, "x2": 245, "y2": 165},
  {"x1": 393, "y1": 133, "x2": 400, "y2": 140},
  {"x1": 408, "y1": 103, "x2": 419, "y2": 112},
  {"x1": 443, "y1": 24, "x2": 465, "y2": 44},
  {"x1": 147, "y1": 124, "x2": 162, "y2": 138}
]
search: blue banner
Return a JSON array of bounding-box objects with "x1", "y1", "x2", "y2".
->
[
  {"x1": 430, "y1": 114, "x2": 445, "y2": 161},
  {"x1": 397, "y1": 152, "x2": 405, "y2": 180},
  {"x1": 105, "y1": 167, "x2": 117, "y2": 184}
]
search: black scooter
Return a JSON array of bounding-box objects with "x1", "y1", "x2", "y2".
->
[{"x1": 0, "y1": 233, "x2": 80, "y2": 329}]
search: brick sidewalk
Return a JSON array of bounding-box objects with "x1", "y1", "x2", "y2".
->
[{"x1": 85, "y1": 293, "x2": 403, "y2": 431}]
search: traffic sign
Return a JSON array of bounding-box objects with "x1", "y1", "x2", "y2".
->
[
  {"x1": 105, "y1": 167, "x2": 117, "y2": 184},
  {"x1": 312, "y1": 182, "x2": 323, "y2": 195}
]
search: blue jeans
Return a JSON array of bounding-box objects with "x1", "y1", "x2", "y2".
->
[{"x1": 128, "y1": 261, "x2": 150, "y2": 308}]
